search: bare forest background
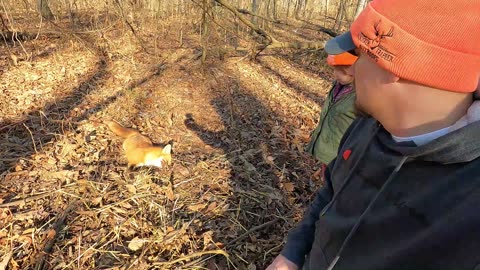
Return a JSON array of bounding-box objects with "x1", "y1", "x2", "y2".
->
[
  {"x1": 0, "y1": 0, "x2": 368, "y2": 269},
  {"x1": 2, "y1": 0, "x2": 369, "y2": 60}
]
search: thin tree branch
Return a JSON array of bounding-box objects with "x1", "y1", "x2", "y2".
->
[{"x1": 213, "y1": 0, "x2": 277, "y2": 45}]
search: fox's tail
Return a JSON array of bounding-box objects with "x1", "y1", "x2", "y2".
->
[{"x1": 105, "y1": 120, "x2": 139, "y2": 138}]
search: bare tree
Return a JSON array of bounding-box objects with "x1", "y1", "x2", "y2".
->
[
  {"x1": 268, "y1": 0, "x2": 278, "y2": 20},
  {"x1": 37, "y1": 0, "x2": 54, "y2": 20},
  {"x1": 354, "y1": 0, "x2": 367, "y2": 19},
  {"x1": 201, "y1": 0, "x2": 209, "y2": 63}
]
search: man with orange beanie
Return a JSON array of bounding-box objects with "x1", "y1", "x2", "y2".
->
[
  {"x1": 266, "y1": 0, "x2": 480, "y2": 269},
  {"x1": 306, "y1": 52, "x2": 357, "y2": 175}
]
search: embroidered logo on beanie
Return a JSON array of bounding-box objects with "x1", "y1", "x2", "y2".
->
[{"x1": 357, "y1": 20, "x2": 395, "y2": 63}]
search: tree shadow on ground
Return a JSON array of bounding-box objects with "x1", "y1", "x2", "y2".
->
[
  {"x1": 184, "y1": 67, "x2": 319, "y2": 268},
  {"x1": 256, "y1": 58, "x2": 327, "y2": 105},
  {"x1": 0, "y1": 41, "x2": 173, "y2": 192}
]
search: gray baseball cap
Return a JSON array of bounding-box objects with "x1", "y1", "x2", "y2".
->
[{"x1": 325, "y1": 31, "x2": 356, "y2": 55}]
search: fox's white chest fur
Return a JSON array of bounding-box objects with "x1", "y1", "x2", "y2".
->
[{"x1": 137, "y1": 157, "x2": 166, "y2": 168}]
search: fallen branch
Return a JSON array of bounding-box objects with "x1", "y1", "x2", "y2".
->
[
  {"x1": 177, "y1": 254, "x2": 218, "y2": 268},
  {"x1": 267, "y1": 40, "x2": 326, "y2": 50},
  {"x1": 237, "y1": 8, "x2": 280, "y2": 24},
  {"x1": 34, "y1": 201, "x2": 78, "y2": 270},
  {"x1": 226, "y1": 217, "x2": 282, "y2": 247},
  {"x1": 42, "y1": 20, "x2": 96, "y2": 54},
  {"x1": 0, "y1": 192, "x2": 53, "y2": 208},
  {"x1": 151, "y1": 250, "x2": 229, "y2": 267},
  {"x1": 233, "y1": 7, "x2": 338, "y2": 38},
  {"x1": 297, "y1": 19, "x2": 339, "y2": 37},
  {"x1": 23, "y1": 123, "x2": 38, "y2": 154},
  {"x1": 236, "y1": 40, "x2": 325, "y2": 52}
]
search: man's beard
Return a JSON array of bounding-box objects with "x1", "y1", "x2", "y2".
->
[
  {"x1": 354, "y1": 99, "x2": 371, "y2": 118},
  {"x1": 353, "y1": 80, "x2": 371, "y2": 118}
]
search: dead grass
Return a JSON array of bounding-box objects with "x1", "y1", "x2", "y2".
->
[{"x1": 0, "y1": 12, "x2": 334, "y2": 270}]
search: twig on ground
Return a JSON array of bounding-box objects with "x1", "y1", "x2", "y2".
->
[
  {"x1": 0, "y1": 192, "x2": 52, "y2": 208},
  {"x1": 226, "y1": 217, "x2": 282, "y2": 247},
  {"x1": 23, "y1": 123, "x2": 38, "y2": 154},
  {"x1": 151, "y1": 250, "x2": 229, "y2": 267},
  {"x1": 34, "y1": 201, "x2": 78, "y2": 270},
  {"x1": 0, "y1": 251, "x2": 13, "y2": 270}
]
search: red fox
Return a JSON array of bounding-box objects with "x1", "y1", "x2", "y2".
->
[{"x1": 105, "y1": 120, "x2": 172, "y2": 169}]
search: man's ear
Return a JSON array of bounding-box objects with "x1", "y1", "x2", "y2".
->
[
  {"x1": 475, "y1": 79, "x2": 480, "y2": 98},
  {"x1": 390, "y1": 73, "x2": 400, "y2": 83},
  {"x1": 382, "y1": 69, "x2": 400, "y2": 84}
]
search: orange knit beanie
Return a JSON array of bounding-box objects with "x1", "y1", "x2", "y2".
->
[{"x1": 349, "y1": 0, "x2": 480, "y2": 92}]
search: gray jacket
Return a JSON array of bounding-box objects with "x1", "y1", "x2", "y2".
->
[{"x1": 281, "y1": 114, "x2": 480, "y2": 270}]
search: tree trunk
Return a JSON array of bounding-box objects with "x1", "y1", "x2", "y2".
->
[
  {"x1": 201, "y1": 0, "x2": 209, "y2": 63},
  {"x1": 286, "y1": 0, "x2": 291, "y2": 19},
  {"x1": 325, "y1": 0, "x2": 329, "y2": 17},
  {"x1": 272, "y1": 0, "x2": 277, "y2": 20},
  {"x1": 334, "y1": 1, "x2": 345, "y2": 31},
  {"x1": 266, "y1": 0, "x2": 271, "y2": 17},
  {"x1": 302, "y1": 0, "x2": 309, "y2": 18},
  {"x1": 294, "y1": 0, "x2": 300, "y2": 19},
  {"x1": 251, "y1": 0, "x2": 258, "y2": 25},
  {"x1": 214, "y1": 0, "x2": 275, "y2": 44},
  {"x1": 37, "y1": 0, "x2": 54, "y2": 20},
  {"x1": 354, "y1": 0, "x2": 367, "y2": 19}
]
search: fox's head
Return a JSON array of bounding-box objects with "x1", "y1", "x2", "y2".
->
[{"x1": 143, "y1": 144, "x2": 172, "y2": 168}]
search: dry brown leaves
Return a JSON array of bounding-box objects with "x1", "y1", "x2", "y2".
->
[{"x1": 0, "y1": 13, "x2": 331, "y2": 270}]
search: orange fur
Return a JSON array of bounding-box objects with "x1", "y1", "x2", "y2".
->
[{"x1": 105, "y1": 120, "x2": 172, "y2": 168}]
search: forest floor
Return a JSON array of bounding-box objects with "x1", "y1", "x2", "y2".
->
[{"x1": 0, "y1": 14, "x2": 337, "y2": 269}]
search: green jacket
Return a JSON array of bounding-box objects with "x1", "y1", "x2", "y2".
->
[{"x1": 306, "y1": 82, "x2": 356, "y2": 164}]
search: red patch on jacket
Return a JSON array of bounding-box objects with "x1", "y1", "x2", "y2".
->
[{"x1": 343, "y1": 149, "x2": 352, "y2": 160}]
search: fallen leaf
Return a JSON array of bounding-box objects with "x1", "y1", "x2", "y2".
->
[
  {"x1": 22, "y1": 228, "x2": 35, "y2": 235},
  {"x1": 283, "y1": 182, "x2": 295, "y2": 192},
  {"x1": 18, "y1": 235, "x2": 32, "y2": 245},
  {"x1": 14, "y1": 164, "x2": 22, "y2": 172},
  {"x1": 119, "y1": 202, "x2": 133, "y2": 209},
  {"x1": 91, "y1": 197, "x2": 103, "y2": 206},
  {"x1": 77, "y1": 180, "x2": 89, "y2": 193},
  {"x1": 118, "y1": 202, "x2": 133, "y2": 209},
  {"x1": 239, "y1": 156, "x2": 256, "y2": 172},
  {"x1": 188, "y1": 203, "x2": 207, "y2": 212},
  {"x1": 165, "y1": 185, "x2": 175, "y2": 201},
  {"x1": 46, "y1": 229, "x2": 56, "y2": 240},
  {"x1": 128, "y1": 237, "x2": 144, "y2": 251},
  {"x1": 178, "y1": 166, "x2": 190, "y2": 176},
  {"x1": 0, "y1": 251, "x2": 12, "y2": 270},
  {"x1": 125, "y1": 184, "x2": 136, "y2": 194},
  {"x1": 111, "y1": 206, "x2": 128, "y2": 214},
  {"x1": 266, "y1": 156, "x2": 275, "y2": 165},
  {"x1": 206, "y1": 202, "x2": 217, "y2": 213},
  {"x1": 202, "y1": 231, "x2": 213, "y2": 248}
]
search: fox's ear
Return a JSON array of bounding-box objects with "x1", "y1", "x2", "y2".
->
[{"x1": 162, "y1": 144, "x2": 172, "y2": 154}]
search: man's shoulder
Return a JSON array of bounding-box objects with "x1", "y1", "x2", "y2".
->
[
  {"x1": 335, "y1": 117, "x2": 378, "y2": 154},
  {"x1": 342, "y1": 117, "x2": 378, "y2": 138}
]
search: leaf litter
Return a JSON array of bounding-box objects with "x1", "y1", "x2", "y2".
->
[{"x1": 0, "y1": 13, "x2": 332, "y2": 270}]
